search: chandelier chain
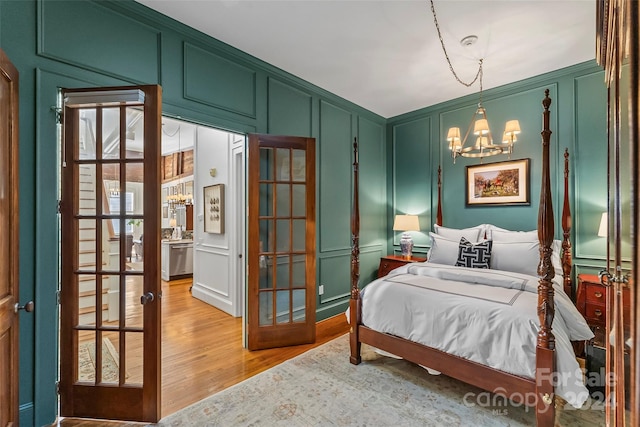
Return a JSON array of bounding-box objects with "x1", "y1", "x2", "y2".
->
[{"x1": 429, "y1": 0, "x2": 483, "y2": 90}]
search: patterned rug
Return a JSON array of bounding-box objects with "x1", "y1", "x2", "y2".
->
[
  {"x1": 154, "y1": 334, "x2": 605, "y2": 426},
  {"x1": 78, "y1": 338, "x2": 120, "y2": 382}
]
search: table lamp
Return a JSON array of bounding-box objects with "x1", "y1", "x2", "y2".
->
[{"x1": 393, "y1": 214, "x2": 420, "y2": 259}]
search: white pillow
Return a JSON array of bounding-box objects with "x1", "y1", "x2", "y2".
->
[
  {"x1": 491, "y1": 240, "x2": 540, "y2": 276},
  {"x1": 481, "y1": 224, "x2": 509, "y2": 240},
  {"x1": 433, "y1": 224, "x2": 484, "y2": 243},
  {"x1": 491, "y1": 229, "x2": 538, "y2": 242},
  {"x1": 426, "y1": 233, "x2": 461, "y2": 265},
  {"x1": 490, "y1": 238, "x2": 567, "y2": 280}
]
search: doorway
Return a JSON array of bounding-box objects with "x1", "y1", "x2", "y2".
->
[{"x1": 57, "y1": 104, "x2": 248, "y2": 420}]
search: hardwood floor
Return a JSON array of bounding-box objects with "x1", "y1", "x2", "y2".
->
[{"x1": 53, "y1": 279, "x2": 349, "y2": 426}]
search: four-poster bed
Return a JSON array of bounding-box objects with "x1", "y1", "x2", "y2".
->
[{"x1": 348, "y1": 90, "x2": 591, "y2": 426}]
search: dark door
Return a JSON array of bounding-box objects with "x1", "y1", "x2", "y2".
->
[
  {"x1": 59, "y1": 86, "x2": 162, "y2": 422},
  {"x1": 0, "y1": 48, "x2": 21, "y2": 427},
  {"x1": 247, "y1": 134, "x2": 316, "y2": 350}
]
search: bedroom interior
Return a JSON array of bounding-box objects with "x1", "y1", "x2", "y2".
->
[{"x1": 0, "y1": 0, "x2": 638, "y2": 426}]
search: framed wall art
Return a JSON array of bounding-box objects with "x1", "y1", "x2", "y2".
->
[
  {"x1": 465, "y1": 158, "x2": 530, "y2": 206},
  {"x1": 204, "y1": 184, "x2": 224, "y2": 233}
]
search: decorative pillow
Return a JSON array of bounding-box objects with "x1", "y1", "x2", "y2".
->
[
  {"x1": 491, "y1": 240, "x2": 539, "y2": 276},
  {"x1": 455, "y1": 237, "x2": 492, "y2": 269},
  {"x1": 426, "y1": 233, "x2": 461, "y2": 265},
  {"x1": 433, "y1": 224, "x2": 484, "y2": 243}
]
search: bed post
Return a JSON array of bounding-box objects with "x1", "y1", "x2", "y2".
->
[
  {"x1": 561, "y1": 148, "x2": 573, "y2": 299},
  {"x1": 349, "y1": 138, "x2": 362, "y2": 365},
  {"x1": 436, "y1": 165, "x2": 443, "y2": 226},
  {"x1": 536, "y1": 89, "x2": 556, "y2": 426}
]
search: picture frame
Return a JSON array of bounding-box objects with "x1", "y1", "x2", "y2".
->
[
  {"x1": 204, "y1": 184, "x2": 224, "y2": 234},
  {"x1": 465, "y1": 158, "x2": 530, "y2": 206}
]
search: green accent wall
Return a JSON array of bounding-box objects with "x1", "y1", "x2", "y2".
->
[
  {"x1": 387, "y1": 63, "x2": 611, "y2": 282},
  {"x1": 1, "y1": 0, "x2": 616, "y2": 425},
  {"x1": 2, "y1": 1, "x2": 386, "y2": 425}
]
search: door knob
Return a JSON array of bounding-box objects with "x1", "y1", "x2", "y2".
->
[
  {"x1": 15, "y1": 301, "x2": 35, "y2": 313},
  {"x1": 140, "y1": 292, "x2": 155, "y2": 305}
]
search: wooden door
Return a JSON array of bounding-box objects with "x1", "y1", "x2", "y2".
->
[
  {"x1": 0, "y1": 48, "x2": 21, "y2": 427},
  {"x1": 596, "y1": 1, "x2": 639, "y2": 424},
  {"x1": 247, "y1": 134, "x2": 316, "y2": 350},
  {"x1": 59, "y1": 86, "x2": 162, "y2": 422}
]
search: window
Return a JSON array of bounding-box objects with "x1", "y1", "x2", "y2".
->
[{"x1": 109, "y1": 192, "x2": 134, "y2": 235}]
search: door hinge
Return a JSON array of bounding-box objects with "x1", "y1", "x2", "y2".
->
[
  {"x1": 55, "y1": 381, "x2": 60, "y2": 395},
  {"x1": 51, "y1": 106, "x2": 62, "y2": 125},
  {"x1": 56, "y1": 290, "x2": 61, "y2": 305},
  {"x1": 57, "y1": 200, "x2": 62, "y2": 214}
]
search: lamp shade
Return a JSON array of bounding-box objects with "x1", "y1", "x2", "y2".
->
[
  {"x1": 598, "y1": 212, "x2": 608, "y2": 237},
  {"x1": 393, "y1": 215, "x2": 420, "y2": 232},
  {"x1": 447, "y1": 127, "x2": 462, "y2": 151},
  {"x1": 475, "y1": 136, "x2": 490, "y2": 148},
  {"x1": 473, "y1": 118, "x2": 490, "y2": 135},
  {"x1": 504, "y1": 120, "x2": 521, "y2": 135},
  {"x1": 169, "y1": 218, "x2": 177, "y2": 228}
]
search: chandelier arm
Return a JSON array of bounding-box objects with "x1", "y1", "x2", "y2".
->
[{"x1": 429, "y1": 0, "x2": 482, "y2": 88}]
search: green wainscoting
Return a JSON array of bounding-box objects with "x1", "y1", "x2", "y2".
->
[
  {"x1": 184, "y1": 42, "x2": 257, "y2": 118},
  {"x1": 267, "y1": 77, "x2": 313, "y2": 136},
  {"x1": 387, "y1": 63, "x2": 612, "y2": 289},
  {"x1": 391, "y1": 115, "x2": 432, "y2": 250},
  {"x1": 39, "y1": 0, "x2": 161, "y2": 84},
  {"x1": 3, "y1": 1, "x2": 386, "y2": 425},
  {"x1": 1, "y1": 0, "x2": 619, "y2": 425}
]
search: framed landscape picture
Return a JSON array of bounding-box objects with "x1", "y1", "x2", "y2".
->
[{"x1": 465, "y1": 158, "x2": 530, "y2": 206}]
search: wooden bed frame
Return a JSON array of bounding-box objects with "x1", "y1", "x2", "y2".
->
[{"x1": 349, "y1": 90, "x2": 572, "y2": 426}]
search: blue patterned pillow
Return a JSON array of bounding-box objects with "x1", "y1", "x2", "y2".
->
[{"x1": 455, "y1": 237, "x2": 492, "y2": 269}]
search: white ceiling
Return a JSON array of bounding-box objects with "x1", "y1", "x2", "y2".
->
[{"x1": 137, "y1": 0, "x2": 596, "y2": 118}]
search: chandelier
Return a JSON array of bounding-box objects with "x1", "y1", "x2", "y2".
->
[{"x1": 429, "y1": 0, "x2": 521, "y2": 164}]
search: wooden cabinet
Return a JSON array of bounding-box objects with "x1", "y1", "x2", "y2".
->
[
  {"x1": 377, "y1": 255, "x2": 426, "y2": 278},
  {"x1": 576, "y1": 273, "x2": 630, "y2": 346},
  {"x1": 162, "y1": 149, "x2": 194, "y2": 182}
]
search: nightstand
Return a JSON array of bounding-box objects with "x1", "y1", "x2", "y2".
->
[
  {"x1": 576, "y1": 273, "x2": 630, "y2": 347},
  {"x1": 377, "y1": 255, "x2": 426, "y2": 278}
]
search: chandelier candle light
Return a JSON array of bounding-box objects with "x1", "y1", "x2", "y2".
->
[
  {"x1": 393, "y1": 215, "x2": 420, "y2": 259},
  {"x1": 430, "y1": 0, "x2": 521, "y2": 164}
]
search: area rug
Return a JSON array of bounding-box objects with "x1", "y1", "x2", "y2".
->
[
  {"x1": 78, "y1": 338, "x2": 120, "y2": 382},
  {"x1": 154, "y1": 334, "x2": 605, "y2": 426}
]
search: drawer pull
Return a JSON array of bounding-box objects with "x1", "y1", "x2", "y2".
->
[
  {"x1": 594, "y1": 309, "x2": 603, "y2": 317},
  {"x1": 594, "y1": 291, "x2": 603, "y2": 298}
]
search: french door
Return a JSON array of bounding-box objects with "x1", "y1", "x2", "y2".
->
[
  {"x1": 59, "y1": 86, "x2": 162, "y2": 422},
  {"x1": 0, "y1": 48, "x2": 21, "y2": 427},
  {"x1": 247, "y1": 134, "x2": 316, "y2": 350}
]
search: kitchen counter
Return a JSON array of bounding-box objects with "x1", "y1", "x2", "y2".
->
[{"x1": 161, "y1": 239, "x2": 194, "y2": 281}]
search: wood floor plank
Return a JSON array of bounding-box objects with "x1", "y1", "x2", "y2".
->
[{"x1": 52, "y1": 280, "x2": 349, "y2": 426}]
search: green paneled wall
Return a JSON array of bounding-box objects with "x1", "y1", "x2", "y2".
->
[
  {"x1": 39, "y1": 0, "x2": 161, "y2": 83},
  {"x1": 267, "y1": 77, "x2": 313, "y2": 136},
  {"x1": 392, "y1": 116, "x2": 431, "y2": 251},
  {"x1": 2, "y1": 1, "x2": 386, "y2": 425},
  {"x1": 0, "y1": 0, "x2": 620, "y2": 425},
  {"x1": 574, "y1": 72, "x2": 609, "y2": 259},
  {"x1": 387, "y1": 62, "x2": 611, "y2": 287},
  {"x1": 184, "y1": 42, "x2": 256, "y2": 117}
]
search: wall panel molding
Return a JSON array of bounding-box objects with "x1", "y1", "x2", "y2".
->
[
  {"x1": 319, "y1": 99, "x2": 353, "y2": 252},
  {"x1": 38, "y1": 0, "x2": 161, "y2": 84},
  {"x1": 184, "y1": 42, "x2": 256, "y2": 118},
  {"x1": 267, "y1": 77, "x2": 313, "y2": 136}
]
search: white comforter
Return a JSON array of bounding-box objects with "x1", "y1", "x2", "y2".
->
[{"x1": 356, "y1": 262, "x2": 594, "y2": 408}]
